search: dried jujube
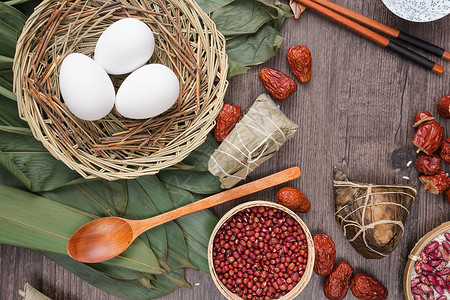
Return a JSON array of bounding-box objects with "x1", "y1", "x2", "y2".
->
[
  {"x1": 286, "y1": 45, "x2": 312, "y2": 83},
  {"x1": 413, "y1": 111, "x2": 434, "y2": 127},
  {"x1": 323, "y1": 261, "x2": 353, "y2": 300},
  {"x1": 437, "y1": 95, "x2": 450, "y2": 119},
  {"x1": 213, "y1": 103, "x2": 243, "y2": 142},
  {"x1": 414, "y1": 153, "x2": 442, "y2": 175},
  {"x1": 259, "y1": 67, "x2": 297, "y2": 101},
  {"x1": 440, "y1": 138, "x2": 450, "y2": 164},
  {"x1": 350, "y1": 273, "x2": 388, "y2": 300},
  {"x1": 412, "y1": 121, "x2": 445, "y2": 155},
  {"x1": 313, "y1": 234, "x2": 336, "y2": 276},
  {"x1": 419, "y1": 172, "x2": 450, "y2": 194},
  {"x1": 276, "y1": 187, "x2": 310, "y2": 213}
]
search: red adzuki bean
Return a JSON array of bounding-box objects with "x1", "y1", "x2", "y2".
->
[{"x1": 212, "y1": 206, "x2": 308, "y2": 299}]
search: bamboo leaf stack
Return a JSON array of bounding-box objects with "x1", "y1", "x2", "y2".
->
[{"x1": 0, "y1": 0, "x2": 293, "y2": 298}]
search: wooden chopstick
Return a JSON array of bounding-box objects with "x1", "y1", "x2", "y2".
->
[
  {"x1": 294, "y1": 0, "x2": 444, "y2": 74},
  {"x1": 311, "y1": 0, "x2": 450, "y2": 61}
]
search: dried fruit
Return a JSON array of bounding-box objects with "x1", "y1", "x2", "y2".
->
[
  {"x1": 412, "y1": 121, "x2": 445, "y2": 155},
  {"x1": 350, "y1": 273, "x2": 388, "y2": 300},
  {"x1": 259, "y1": 67, "x2": 297, "y2": 101},
  {"x1": 313, "y1": 234, "x2": 336, "y2": 276},
  {"x1": 213, "y1": 103, "x2": 243, "y2": 142},
  {"x1": 437, "y1": 95, "x2": 450, "y2": 119},
  {"x1": 414, "y1": 153, "x2": 442, "y2": 175},
  {"x1": 419, "y1": 172, "x2": 450, "y2": 194},
  {"x1": 413, "y1": 111, "x2": 434, "y2": 127},
  {"x1": 323, "y1": 261, "x2": 353, "y2": 300},
  {"x1": 287, "y1": 45, "x2": 312, "y2": 83},
  {"x1": 446, "y1": 190, "x2": 450, "y2": 205},
  {"x1": 440, "y1": 138, "x2": 450, "y2": 164},
  {"x1": 276, "y1": 187, "x2": 310, "y2": 213}
]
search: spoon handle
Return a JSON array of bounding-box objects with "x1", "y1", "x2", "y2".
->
[{"x1": 132, "y1": 167, "x2": 301, "y2": 236}]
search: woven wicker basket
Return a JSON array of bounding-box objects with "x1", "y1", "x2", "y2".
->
[
  {"x1": 403, "y1": 221, "x2": 450, "y2": 300},
  {"x1": 13, "y1": 0, "x2": 228, "y2": 180},
  {"x1": 208, "y1": 201, "x2": 315, "y2": 300}
]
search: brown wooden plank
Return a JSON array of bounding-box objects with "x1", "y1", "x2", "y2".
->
[{"x1": 1, "y1": 0, "x2": 450, "y2": 299}]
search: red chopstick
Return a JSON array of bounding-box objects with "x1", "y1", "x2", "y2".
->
[
  {"x1": 311, "y1": 0, "x2": 450, "y2": 61},
  {"x1": 294, "y1": 0, "x2": 444, "y2": 74}
]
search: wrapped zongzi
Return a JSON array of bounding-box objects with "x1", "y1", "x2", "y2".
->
[
  {"x1": 334, "y1": 167, "x2": 417, "y2": 259},
  {"x1": 208, "y1": 94, "x2": 298, "y2": 189}
]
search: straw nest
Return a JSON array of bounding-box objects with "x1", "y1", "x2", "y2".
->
[{"x1": 13, "y1": 0, "x2": 228, "y2": 180}]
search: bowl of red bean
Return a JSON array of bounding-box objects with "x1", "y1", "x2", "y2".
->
[
  {"x1": 208, "y1": 201, "x2": 315, "y2": 300},
  {"x1": 403, "y1": 221, "x2": 450, "y2": 300}
]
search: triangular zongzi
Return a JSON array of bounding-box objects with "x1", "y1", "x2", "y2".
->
[{"x1": 333, "y1": 167, "x2": 417, "y2": 259}]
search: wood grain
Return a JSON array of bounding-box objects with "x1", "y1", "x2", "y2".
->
[{"x1": 1, "y1": 0, "x2": 449, "y2": 299}]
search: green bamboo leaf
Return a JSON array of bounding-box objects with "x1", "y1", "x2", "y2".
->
[
  {"x1": 226, "y1": 23, "x2": 284, "y2": 67},
  {"x1": 0, "y1": 70, "x2": 13, "y2": 83},
  {"x1": 0, "y1": 125, "x2": 31, "y2": 135},
  {"x1": 164, "y1": 221, "x2": 195, "y2": 270},
  {"x1": 0, "y1": 55, "x2": 14, "y2": 70},
  {"x1": 89, "y1": 263, "x2": 148, "y2": 281},
  {"x1": 0, "y1": 184, "x2": 163, "y2": 274},
  {"x1": 0, "y1": 164, "x2": 27, "y2": 189},
  {"x1": 47, "y1": 252, "x2": 190, "y2": 299},
  {"x1": 0, "y1": 19, "x2": 20, "y2": 57},
  {"x1": 0, "y1": 2, "x2": 27, "y2": 31},
  {"x1": 0, "y1": 96, "x2": 27, "y2": 127},
  {"x1": 42, "y1": 180, "x2": 128, "y2": 218},
  {"x1": 0, "y1": 148, "x2": 31, "y2": 189},
  {"x1": 0, "y1": 131, "x2": 85, "y2": 192},
  {"x1": 129, "y1": 177, "x2": 194, "y2": 270},
  {"x1": 0, "y1": 76, "x2": 16, "y2": 100},
  {"x1": 42, "y1": 252, "x2": 167, "y2": 300},
  {"x1": 7, "y1": 0, "x2": 43, "y2": 17},
  {"x1": 227, "y1": 59, "x2": 250, "y2": 78},
  {"x1": 164, "y1": 182, "x2": 218, "y2": 274},
  {"x1": 174, "y1": 134, "x2": 218, "y2": 171},
  {"x1": 272, "y1": 0, "x2": 292, "y2": 30},
  {"x1": 125, "y1": 179, "x2": 170, "y2": 271},
  {"x1": 210, "y1": 0, "x2": 290, "y2": 36},
  {"x1": 195, "y1": 0, "x2": 235, "y2": 14},
  {"x1": 158, "y1": 169, "x2": 222, "y2": 194}
]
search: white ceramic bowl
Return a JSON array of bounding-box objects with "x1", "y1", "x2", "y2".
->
[{"x1": 381, "y1": 0, "x2": 450, "y2": 22}]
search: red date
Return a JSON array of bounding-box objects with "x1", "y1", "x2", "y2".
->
[
  {"x1": 412, "y1": 121, "x2": 445, "y2": 155},
  {"x1": 313, "y1": 234, "x2": 336, "y2": 276},
  {"x1": 323, "y1": 261, "x2": 353, "y2": 300},
  {"x1": 350, "y1": 273, "x2": 388, "y2": 300}
]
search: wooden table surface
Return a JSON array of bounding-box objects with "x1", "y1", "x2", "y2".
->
[{"x1": 1, "y1": 0, "x2": 449, "y2": 299}]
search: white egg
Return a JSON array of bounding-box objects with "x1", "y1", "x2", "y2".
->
[
  {"x1": 59, "y1": 53, "x2": 115, "y2": 121},
  {"x1": 115, "y1": 64, "x2": 180, "y2": 119},
  {"x1": 94, "y1": 18, "x2": 155, "y2": 75}
]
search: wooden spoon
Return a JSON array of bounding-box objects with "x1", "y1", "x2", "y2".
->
[{"x1": 67, "y1": 167, "x2": 301, "y2": 263}]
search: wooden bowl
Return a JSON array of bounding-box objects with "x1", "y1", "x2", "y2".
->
[
  {"x1": 403, "y1": 221, "x2": 450, "y2": 299},
  {"x1": 208, "y1": 201, "x2": 315, "y2": 300}
]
